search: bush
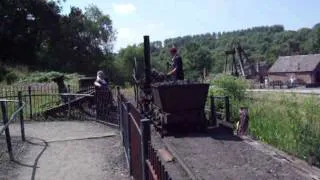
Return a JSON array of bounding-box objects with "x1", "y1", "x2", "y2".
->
[
  {"x1": 209, "y1": 74, "x2": 249, "y2": 101},
  {"x1": 19, "y1": 71, "x2": 65, "y2": 83},
  {"x1": 209, "y1": 74, "x2": 250, "y2": 122},
  {"x1": 5, "y1": 72, "x2": 18, "y2": 85},
  {"x1": 0, "y1": 66, "x2": 9, "y2": 82}
]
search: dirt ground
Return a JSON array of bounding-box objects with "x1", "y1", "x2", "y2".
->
[
  {"x1": 164, "y1": 127, "x2": 320, "y2": 180},
  {"x1": 0, "y1": 121, "x2": 129, "y2": 180}
]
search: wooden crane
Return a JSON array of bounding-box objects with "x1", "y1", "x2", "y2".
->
[{"x1": 224, "y1": 41, "x2": 255, "y2": 78}]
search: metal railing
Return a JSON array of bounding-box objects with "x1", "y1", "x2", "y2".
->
[
  {"x1": 1, "y1": 93, "x2": 26, "y2": 161},
  {"x1": 0, "y1": 85, "x2": 98, "y2": 121},
  {"x1": 205, "y1": 96, "x2": 231, "y2": 128},
  {"x1": 117, "y1": 88, "x2": 172, "y2": 180}
]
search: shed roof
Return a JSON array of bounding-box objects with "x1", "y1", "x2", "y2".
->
[{"x1": 269, "y1": 54, "x2": 320, "y2": 73}]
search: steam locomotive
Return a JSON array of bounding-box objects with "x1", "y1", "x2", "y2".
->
[{"x1": 133, "y1": 36, "x2": 210, "y2": 136}]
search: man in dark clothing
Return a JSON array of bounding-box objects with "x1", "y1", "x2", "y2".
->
[
  {"x1": 94, "y1": 70, "x2": 114, "y2": 121},
  {"x1": 167, "y1": 48, "x2": 184, "y2": 80}
]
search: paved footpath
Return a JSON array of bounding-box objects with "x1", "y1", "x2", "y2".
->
[{"x1": 0, "y1": 121, "x2": 129, "y2": 180}]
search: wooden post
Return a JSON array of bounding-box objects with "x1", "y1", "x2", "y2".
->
[
  {"x1": 1, "y1": 101, "x2": 14, "y2": 161},
  {"x1": 143, "y1": 35, "x2": 152, "y2": 117},
  {"x1": 144, "y1": 36, "x2": 151, "y2": 91},
  {"x1": 224, "y1": 96, "x2": 230, "y2": 122},
  {"x1": 18, "y1": 91, "x2": 25, "y2": 141},
  {"x1": 126, "y1": 102, "x2": 132, "y2": 176},
  {"x1": 117, "y1": 86, "x2": 121, "y2": 131},
  {"x1": 28, "y1": 86, "x2": 32, "y2": 119},
  {"x1": 237, "y1": 107, "x2": 249, "y2": 136},
  {"x1": 68, "y1": 84, "x2": 71, "y2": 120},
  {"x1": 140, "y1": 119, "x2": 151, "y2": 180},
  {"x1": 210, "y1": 96, "x2": 217, "y2": 126}
]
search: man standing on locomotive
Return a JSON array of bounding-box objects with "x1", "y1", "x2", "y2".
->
[{"x1": 167, "y1": 48, "x2": 184, "y2": 81}]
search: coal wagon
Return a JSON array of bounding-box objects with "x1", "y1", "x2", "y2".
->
[{"x1": 150, "y1": 82, "x2": 209, "y2": 136}]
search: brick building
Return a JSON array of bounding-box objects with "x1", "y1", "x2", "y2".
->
[{"x1": 268, "y1": 54, "x2": 320, "y2": 85}]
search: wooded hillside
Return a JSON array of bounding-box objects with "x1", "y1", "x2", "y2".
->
[
  {"x1": 117, "y1": 24, "x2": 320, "y2": 81},
  {"x1": 1, "y1": 1, "x2": 320, "y2": 85}
]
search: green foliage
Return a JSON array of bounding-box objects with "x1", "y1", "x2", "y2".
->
[
  {"x1": 0, "y1": 1, "x2": 116, "y2": 75},
  {"x1": 136, "y1": 23, "x2": 320, "y2": 82},
  {"x1": 18, "y1": 71, "x2": 81, "y2": 84},
  {"x1": 0, "y1": 66, "x2": 9, "y2": 82},
  {"x1": 208, "y1": 74, "x2": 249, "y2": 122},
  {"x1": 5, "y1": 72, "x2": 18, "y2": 85},
  {"x1": 210, "y1": 74, "x2": 249, "y2": 101},
  {"x1": 114, "y1": 45, "x2": 144, "y2": 85}
]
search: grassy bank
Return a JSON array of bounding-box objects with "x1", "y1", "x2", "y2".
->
[
  {"x1": 245, "y1": 92, "x2": 320, "y2": 166},
  {"x1": 209, "y1": 74, "x2": 320, "y2": 166}
]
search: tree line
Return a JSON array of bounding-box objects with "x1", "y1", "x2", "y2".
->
[
  {"x1": 1, "y1": 1, "x2": 320, "y2": 85},
  {"x1": 0, "y1": 0, "x2": 116, "y2": 79},
  {"x1": 117, "y1": 24, "x2": 320, "y2": 81}
]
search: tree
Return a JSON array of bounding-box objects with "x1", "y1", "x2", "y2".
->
[
  {"x1": 0, "y1": 0, "x2": 62, "y2": 66},
  {"x1": 115, "y1": 45, "x2": 144, "y2": 84},
  {"x1": 0, "y1": 1, "x2": 116, "y2": 75}
]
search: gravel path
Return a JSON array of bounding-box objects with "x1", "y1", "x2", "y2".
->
[
  {"x1": 0, "y1": 120, "x2": 129, "y2": 180},
  {"x1": 150, "y1": 126, "x2": 190, "y2": 180},
  {"x1": 164, "y1": 127, "x2": 320, "y2": 180}
]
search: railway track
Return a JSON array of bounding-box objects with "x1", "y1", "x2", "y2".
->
[
  {"x1": 151, "y1": 125, "x2": 232, "y2": 180},
  {"x1": 155, "y1": 126, "x2": 319, "y2": 180}
]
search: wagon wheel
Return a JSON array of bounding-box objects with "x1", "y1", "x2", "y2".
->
[{"x1": 160, "y1": 115, "x2": 168, "y2": 138}]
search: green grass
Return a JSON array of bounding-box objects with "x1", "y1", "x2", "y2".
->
[
  {"x1": 208, "y1": 73, "x2": 320, "y2": 166},
  {"x1": 244, "y1": 92, "x2": 320, "y2": 166}
]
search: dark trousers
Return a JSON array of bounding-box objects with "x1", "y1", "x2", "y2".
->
[{"x1": 95, "y1": 87, "x2": 113, "y2": 120}]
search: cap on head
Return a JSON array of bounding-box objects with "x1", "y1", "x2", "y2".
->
[{"x1": 169, "y1": 48, "x2": 177, "y2": 54}]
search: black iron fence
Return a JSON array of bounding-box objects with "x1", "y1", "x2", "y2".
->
[
  {"x1": 0, "y1": 84, "x2": 99, "y2": 121},
  {"x1": 0, "y1": 97, "x2": 26, "y2": 161},
  {"x1": 95, "y1": 88, "x2": 118, "y2": 126},
  {"x1": 117, "y1": 88, "x2": 172, "y2": 180},
  {"x1": 0, "y1": 84, "x2": 80, "y2": 120},
  {"x1": 205, "y1": 96, "x2": 232, "y2": 128}
]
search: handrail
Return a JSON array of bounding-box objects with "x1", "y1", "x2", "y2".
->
[{"x1": 0, "y1": 99, "x2": 26, "y2": 135}]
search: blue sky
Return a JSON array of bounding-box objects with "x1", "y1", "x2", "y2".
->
[{"x1": 62, "y1": 0, "x2": 320, "y2": 51}]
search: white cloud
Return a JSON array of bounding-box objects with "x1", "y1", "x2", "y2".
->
[
  {"x1": 112, "y1": 3, "x2": 136, "y2": 15},
  {"x1": 115, "y1": 27, "x2": 139, "y2": 51},
  {"x1": 146, "y1": 23, "x2": 164, "y2": 30},
  {"x1": 114, "y1": 23, "x2": 177, "y2": 52}
]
